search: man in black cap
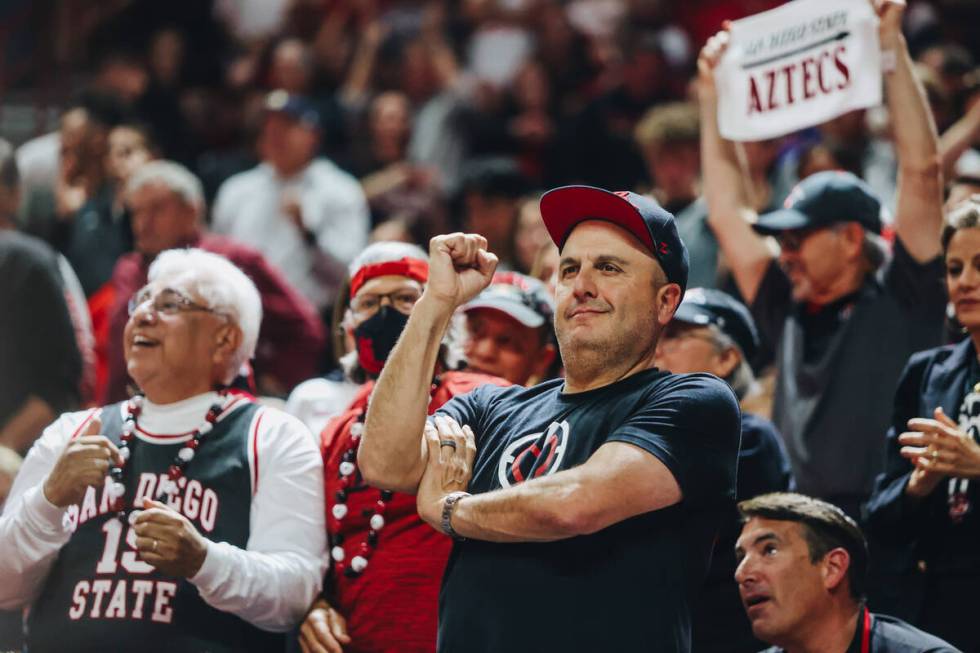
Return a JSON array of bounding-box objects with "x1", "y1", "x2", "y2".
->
[
  {"x1": 656, "y1": 287, "x2": 793, "y2": 653},
  {"x1": 462, "y1": 271, "x2": 558, "y2": 386},
  {"x1": 698, "y1": 0, "x2": 946, "y2": 519},
  {"x1": 356, "y1": 186, "x2": 742, "y2": 653},
  {"x1": 212, "y1": 90, "x2": 369, "y2": 313}
]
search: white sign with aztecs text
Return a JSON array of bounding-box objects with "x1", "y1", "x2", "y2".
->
[{"x1": 715, "y1": 0, "x2": 882, "y2": 141}]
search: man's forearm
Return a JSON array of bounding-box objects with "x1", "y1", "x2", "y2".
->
[
  {"x1": 359, "y1": 295, "x2": 455, "y2": 492},
  {"x1": 449, "y1": 470, "x2": 597, "y2": 543},
  {"x1": 884, "y1": 30, "x2": 943, "y2": 261}
]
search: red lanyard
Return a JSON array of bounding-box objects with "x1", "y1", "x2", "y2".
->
[{"x1": 861, "y1": 607, "x2": 872, "y2": 653}]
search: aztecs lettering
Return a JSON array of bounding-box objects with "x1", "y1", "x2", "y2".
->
[
  {"x1": 64, "y1": 472, "x2": 220, "y2": 533},
  {"x1": 747, "y1": 45, "x2": 851, "y2": 115}
]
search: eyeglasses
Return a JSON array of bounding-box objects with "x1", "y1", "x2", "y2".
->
[
  {"x1": 775, "y1": 228, "x2": 822, "y2": 252},
  {"x1": 350, "y1": 288, "x2": 422, "y2": 317},
  {"x1": 128, "y1": 286, "x2": 218, "y2": 317}
]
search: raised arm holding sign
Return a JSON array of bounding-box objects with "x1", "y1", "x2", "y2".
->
[
  {"x1": 700, "y1": 0, "x2": 946, "y2": 521},
  {"x1": 701, "y1": 0, "x2": 943, "y2": 309}
]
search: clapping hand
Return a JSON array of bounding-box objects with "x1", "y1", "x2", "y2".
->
[{"x1": 900, "y1": 407, "x2": 980, "y2": 497}]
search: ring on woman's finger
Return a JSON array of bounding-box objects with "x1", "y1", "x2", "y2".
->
[
  {"x1": 152, "y1": 539, "x2": 158, "y2": 552},
  {"x1": 439, "y1": 439, "x2": 457, "y2": 450}
]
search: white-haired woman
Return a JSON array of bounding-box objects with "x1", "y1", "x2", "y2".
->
[
  {"x1": 297, "y1": 241, "x2": 508, "y2": 653},
  {"x1": 0, "y1": 248, "x2": 327, "y2": 651}
]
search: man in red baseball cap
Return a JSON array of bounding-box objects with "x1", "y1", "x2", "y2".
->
[{"x1": 354, "y1": 185, "x2": 742, "y2": 653}]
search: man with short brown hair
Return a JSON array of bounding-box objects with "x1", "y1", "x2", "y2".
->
[{"x1": 735, "y1": 493, "x2": 956, "y2": 653}]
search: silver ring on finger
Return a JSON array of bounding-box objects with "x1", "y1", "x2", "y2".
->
[
  {"x1": 439, "y1": 439, "x2": 457, "y2": 450},
  {"x1": 152, "y1": 539, "x2": 158, "y2": 552}
]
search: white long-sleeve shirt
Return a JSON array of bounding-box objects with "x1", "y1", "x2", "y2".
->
[
  {"x1": 0, "y1": 392, "x2": 327, "y2": 632},
  {"x1": 212, "y1": 159, "x2": 369, "y2": 310}
]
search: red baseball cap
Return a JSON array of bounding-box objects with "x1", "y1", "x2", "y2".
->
[{"x1": 539, "y1": 185, "x2": 689, "y2": 291}]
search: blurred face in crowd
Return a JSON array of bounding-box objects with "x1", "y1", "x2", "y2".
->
[
  {"x1": 124, "y1": 273, "x2": 238, "y2": 403},
  {"x1": 369, "y1": 92, "x2": 411, "y2": 159},
  {"x1": 797, "y1": 144, "x2": 842, "y2": 181},
  {"x1": 60, "y1": 108, "x2": 106, "y2": 184},
  {"x1": 107, "y1": 126, "x2": 153, "y2": 184},
  {"x1": 464, "y1": 193, "x2": 517, "y2": 254},
  {"x1": 556, "y1": 221, "x2": 678, "y2": 373},
  {"x1": 270, "y1": 39, "x2": 312, "y2": 94},
  {"x1": 149, "y1": 28, "x2": 185, "y2": 87},
  {"x1": 97, "y1": 58, "x2": 149, "y2": 104},
  {"x1": 513, "y1": 61, "x2": 550, "y2": 112},
  {"x1": 513, "y1": 199, "x2": 552, "y2": 274},
  {"x1": 400, "y1": 39, "x2": 437, "y2": 104},
  {"x1": 776, "y1": 222, "x2": 864, "y2": 303},
  {"x1": 655, "y1": 322, "x2": 739, "y2": 377},
  {"x1": 259, "y1": 112, "x2": 319, "y2": 177},
  {"x1": 0, "y1": 177, "x2": 20, "y2": 223},
  {"x1": 646, "y1": 142, "x2": 700, "y2": 205},
  {"x1": 945, "y1": 226, "x2": 980, "y2": 331},
  {"x1": 624, "y1": 48, "x2": 666, "y2": 101},
  {"x1": 128, "y1": 182, "x2": 199, "y2": 257},
  {"x1": 464, "y1": 309, "x2": 556, "y2": 385}
]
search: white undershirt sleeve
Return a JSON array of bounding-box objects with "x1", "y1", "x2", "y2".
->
[
  {"x1": 188, "y1": 408, "x2": 327, "y2": 632},
  {"x1": 0, "y1": 410, "x2": 95, "y2": 609}
]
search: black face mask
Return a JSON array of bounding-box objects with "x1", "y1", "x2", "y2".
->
[{"x1": 354, "y1": 306, "x2": 410, "y2": 375}]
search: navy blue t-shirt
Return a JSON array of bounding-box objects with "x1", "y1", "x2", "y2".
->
[{"x1": 435, "y1": 368, "x2": 741, "y2": 653}]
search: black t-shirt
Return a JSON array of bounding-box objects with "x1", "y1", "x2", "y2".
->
[
  {"x1": 0, "y1": 231, "x2": 81, "y2": 445},
  {"x1": 751, "y1": 239, "x2": 945, "y2": 509},
  {"x1": 435, "y1": 369, "x2": 741, "y2": 653},
  {"x1": 761, "y1": 609, "x2": 959, "y2": 653}
]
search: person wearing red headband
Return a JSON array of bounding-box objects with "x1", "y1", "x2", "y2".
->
[{"x1": 298, "y1": 242, "x2": 507, "y2": 653}]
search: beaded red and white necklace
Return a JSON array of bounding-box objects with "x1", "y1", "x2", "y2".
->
[
  {"x1": 329, "y1": 415, "x2": 393, "y2": 577},
  {"x1": 106, "y1": 392, "x2": 234, "y2": 522},
  {"x1": 329, "y1": 375, "x2": 447, "y2": 578}
]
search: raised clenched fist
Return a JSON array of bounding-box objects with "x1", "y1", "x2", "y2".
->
[{"x1": 424, "y1": 233, "x2": 499, "y2": 311}]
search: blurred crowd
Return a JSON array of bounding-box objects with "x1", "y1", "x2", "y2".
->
[{"x1": 3, "y1": 0, "x2": 980, "y2": 651}]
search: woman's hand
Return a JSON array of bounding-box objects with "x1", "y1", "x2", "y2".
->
[{"x1": 899, "y1": 407, "x2": 980, "y2": 496}]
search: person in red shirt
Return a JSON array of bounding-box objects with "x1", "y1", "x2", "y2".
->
[
  {"x1": 299, "y1": 242, "x2": 507, "y2": 653},
  {"x1": 103, "y1": 160, "x2": 325, "y2": 402}
]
